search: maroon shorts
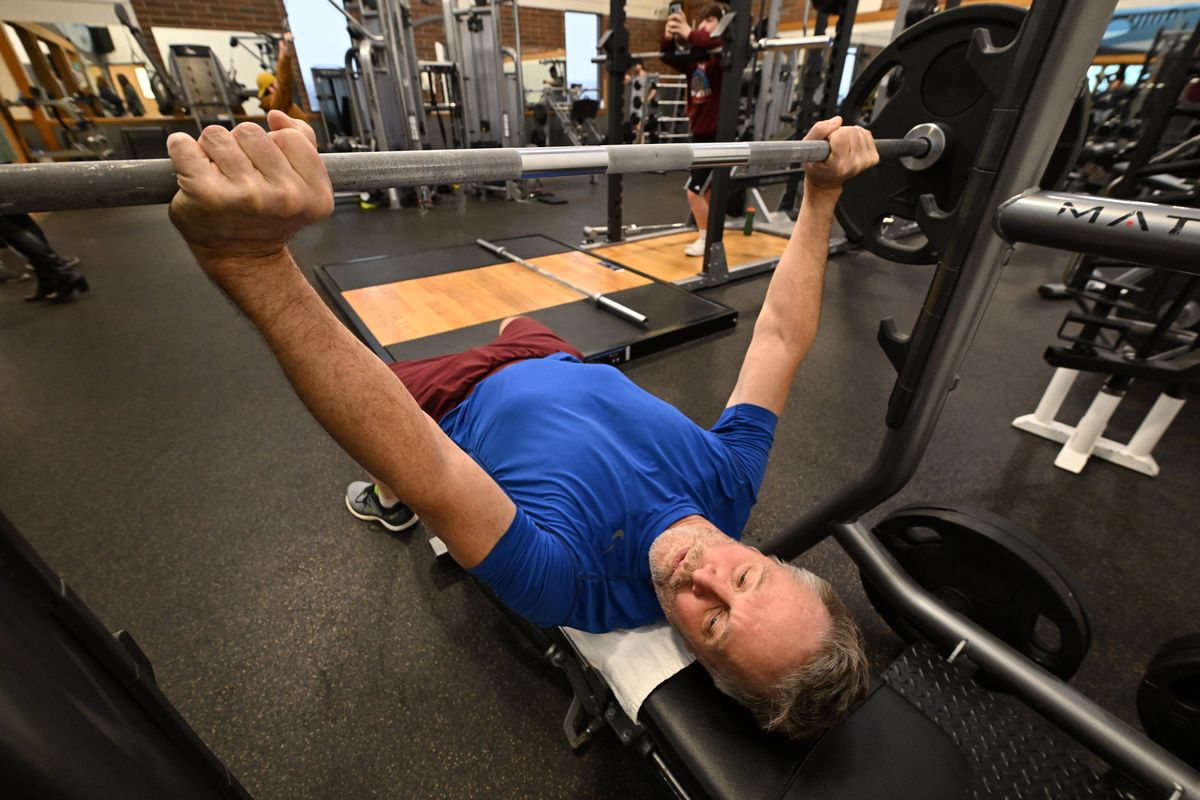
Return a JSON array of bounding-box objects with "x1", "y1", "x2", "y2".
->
[{"x1": 388, "y1": 316, "x2": 584, "y2": 422}]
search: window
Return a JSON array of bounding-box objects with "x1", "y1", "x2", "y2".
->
[{"x1": 564, "y1": 11, "x2": 599, "y2": 98}]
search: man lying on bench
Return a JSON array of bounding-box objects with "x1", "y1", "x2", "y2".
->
[{"x1": 166, "y1": 110, "x2": 879, "y2": 740}]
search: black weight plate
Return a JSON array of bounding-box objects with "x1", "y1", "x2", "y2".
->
[
  {"x1": 1137, "y1": 634, "x2": 1200, "y2": 769},
  {"x1": 533, "y1": 104, "x2": 549, "y2": 127},
  {"x1": 861, "y1": 504, "x2": 1091, "y2": 690},
  {"x1": 837, "y1": 5, "x2": 1025, "y2": 264}
]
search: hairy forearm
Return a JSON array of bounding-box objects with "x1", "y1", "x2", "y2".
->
[
  {"x1": 755, "y1": 185, "x2": 840, "y2": 360},
  {"x1": 206, "y1": 250, "x2": 449, "y2": 513}
]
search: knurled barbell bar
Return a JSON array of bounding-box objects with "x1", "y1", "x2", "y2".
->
[{"x1": 0, "y1": 125, "x2": 941, "y2": 215}]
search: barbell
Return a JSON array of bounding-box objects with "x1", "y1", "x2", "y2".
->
[
  {"x1": 0, "y1": 127, "x2": 939, "y2": 216},
  {"x1": 3, "y1": 4, "x2": 1193, "y2": 276},
  {"x1": 592, "y1": 34, "x2": 833, "y2": 63},
  {"x1": 8, "y1": 124, "x2": 1193, "y2": 276}
]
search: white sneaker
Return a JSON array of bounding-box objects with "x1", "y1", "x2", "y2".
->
[{"x1": 683, "y1": 234, "x2": 706, "y2": 257}]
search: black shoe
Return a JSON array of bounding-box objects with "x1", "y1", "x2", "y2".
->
[
  {"x1": 345, "y1": 481, "x2": 419, "y2": 532},
  {"x1": 49, "y1": 272, "x2": 89, "y2": 302},
  {"x1": 25, "y1": 257, "x2": 87, "y2": 302},
  {"x1": 24, "y1": 267, "x2": 59, "y2": 302}
]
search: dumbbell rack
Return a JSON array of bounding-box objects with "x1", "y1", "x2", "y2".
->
[{"x1": 649, "y1": 74, "x2": 690, "y2": 143}]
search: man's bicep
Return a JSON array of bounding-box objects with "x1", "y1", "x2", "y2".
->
[
  {"x1": 726, "y1": 331, "x2": 799, "y2": 416},
  {"x1": 414, "y1": 429, "x2": 517, "y2": 569}
]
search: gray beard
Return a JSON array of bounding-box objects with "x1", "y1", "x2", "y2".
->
[{"x1": 649, "y1": 523, "x2": 734, "y2": 619}]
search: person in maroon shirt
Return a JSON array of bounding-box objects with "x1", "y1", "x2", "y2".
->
[{"x1": 661, "y1": 3, "x2": 729, "y2": 256}]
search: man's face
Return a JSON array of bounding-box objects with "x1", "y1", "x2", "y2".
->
[{"x1": 649, "y1": 520, "x2": 830, "y2": 693}]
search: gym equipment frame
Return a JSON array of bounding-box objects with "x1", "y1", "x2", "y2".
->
[
  {"x1": 4, "y1": 3, "x2": 1200, "y2": 797},
  {"x1": 765, "y1": 1, "x2": 1200, "y2": 796}
]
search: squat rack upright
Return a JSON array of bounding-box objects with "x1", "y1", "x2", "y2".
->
[{"x1": 598, "y1": 0, "x2": 858, "y2": 287}]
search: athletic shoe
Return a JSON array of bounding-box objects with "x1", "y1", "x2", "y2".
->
[
  {"x1": 344, "y1": 481, "x2": 419, "y2": 532},
  {"x1": 683, "y1": 235, "x2": 706, "y2": 257}
]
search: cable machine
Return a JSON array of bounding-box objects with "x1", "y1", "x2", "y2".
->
[{"x1": 333, "y1": 0, "x2": 431, "y2": 208}]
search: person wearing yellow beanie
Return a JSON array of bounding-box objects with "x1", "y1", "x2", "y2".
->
[{"x1": 256, "y1": 71, "x2": 276, "y2": 100}]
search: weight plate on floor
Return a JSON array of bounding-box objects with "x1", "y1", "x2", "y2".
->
[
  {"x1": 836, "y1": 5, "x2": 1025, "y2": 264},
  {"x1": 861, "y1": 504, "x2": 1091, "y2": 690},
  {"x1": 1137, "y1": 634, "x2": 1200, "y2": 769}
]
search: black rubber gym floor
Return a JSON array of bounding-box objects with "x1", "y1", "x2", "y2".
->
[{"x1": 2, "y1": 173, "x2": 1197, "y2": 798}]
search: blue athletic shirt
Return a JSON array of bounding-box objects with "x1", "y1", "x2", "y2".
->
[{"x1": 439, "y1": 353, "x2": 778, "y2": 633}]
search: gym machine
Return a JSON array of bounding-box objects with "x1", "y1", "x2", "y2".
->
[
  {"x1": 229, "y1": 33, "x2": 282, "y2": 74},
  {"x1": 700, "y1": 0, "x2": 854, "y2": 283},
  {"x1": 4, "y1": 3, "x2": 1200, "y2": 798},
  {"x1": 418, "y1": 59, "x2": 468, "y2": 150},
  {"x1": 1014, "y1": 18, "x2": 1200, "y2": 475},
  {"x1": 713, "y1": 0, "x2": 852, "y2": 237},
  {"x1": 440, "y1": 0, "x2": 525, "y2": 149},
  {"x1": 0, "y1": 22, "x2": 115, "y2": 162},
  {"x1": 763, "y1": 4, "x2": 1200, "y2": 798},
  {"x1": 112, "y1": 5, "x2": 182, "y2": 116},
  {"x1": 593, "y1": 0, "x2": 837, "y2": 284},
  {"x1": 440, "y1": 0, "x2": 528, "y2": 199},
  {"x1": 0, "y1": 91, "x2": 113, "y2": 162},
  {"x1": 332, "y1": 0, "x2": 432, "y2": 208},
  {"x1": 642, "y1": 73, "x2": 690, "y2": 144},
  {"x1": 1007, "y1": 222, "x2": 1200, "y2": 477},
  {"x1": 312, "y1": 67, "x2": 358, "y2": 145},
  {"x1": 747, "y1": 0, "x2": 803, "y2": 145},
  {"x1": 530, "y1": 60, "x2": 603, "y2": 149},
  {"x1": 167, "y1": 44, "x2": 247, "y2": 129}
]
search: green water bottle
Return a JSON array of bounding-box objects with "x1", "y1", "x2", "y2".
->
[{"x1": 743, "y1": 207, "x2": 756, "y2": 235}]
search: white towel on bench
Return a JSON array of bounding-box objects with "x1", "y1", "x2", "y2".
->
[{"x1": 562, "y1": 621, "x2": 695, "y2": 722}]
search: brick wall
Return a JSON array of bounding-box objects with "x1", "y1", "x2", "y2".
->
[
  {"x1": 625, "y1": 16, "x2": 671, "y2": 74},
  {"x1": 131, "y1": 0, "x2": 288, "y2": 56},
  {"x1": 412, "y1": 17, "x2": 443, "y2": 60},
  {"x1": 126, "y1": 0, "x2": 681, "y2": 116},
  {"x1": 130, "y1": 0, "x2": 295, "y2": 110},
  {"x1": 503, "y1": 5, "x2": 566, "y2": 57},
  {"x1": 413, "y1": 6, "x2": 566, "y2": 61}
]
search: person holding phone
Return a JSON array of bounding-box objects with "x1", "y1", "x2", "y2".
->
[{"x1": 661, "y1": 2, "x2": 729, "y2": 256}]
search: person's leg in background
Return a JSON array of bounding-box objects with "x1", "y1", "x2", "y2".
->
[
  {"x1": 346, "y1": 315, "x2": 583, "y2": 533},
  {"x1": 0, "y1": 241, "x2": 29, "y2": 283},
  {"x1": 684, "y1": 173, "x2": 712, "y2": 257},
  {"x1": 11, "y1": 213, "x2": 51, "y2": 245},
  {"x1": 0, "y1": 214, "x2": 88, "y2": 302}
]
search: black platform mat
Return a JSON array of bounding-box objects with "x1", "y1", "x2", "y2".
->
[
  {"x1": 316, "y1": 234, "x2": 738, "y2": 365},
  {"x1": 321, "y1": 234, "x2": 568, "y2": 291},
  {"x1": 882, "y1": 645, "x2": 1135, "y2": 800}
]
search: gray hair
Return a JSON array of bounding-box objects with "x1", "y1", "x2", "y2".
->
[{"x1": 708, "y1": 560, "x2": 870, "y2": 740}]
